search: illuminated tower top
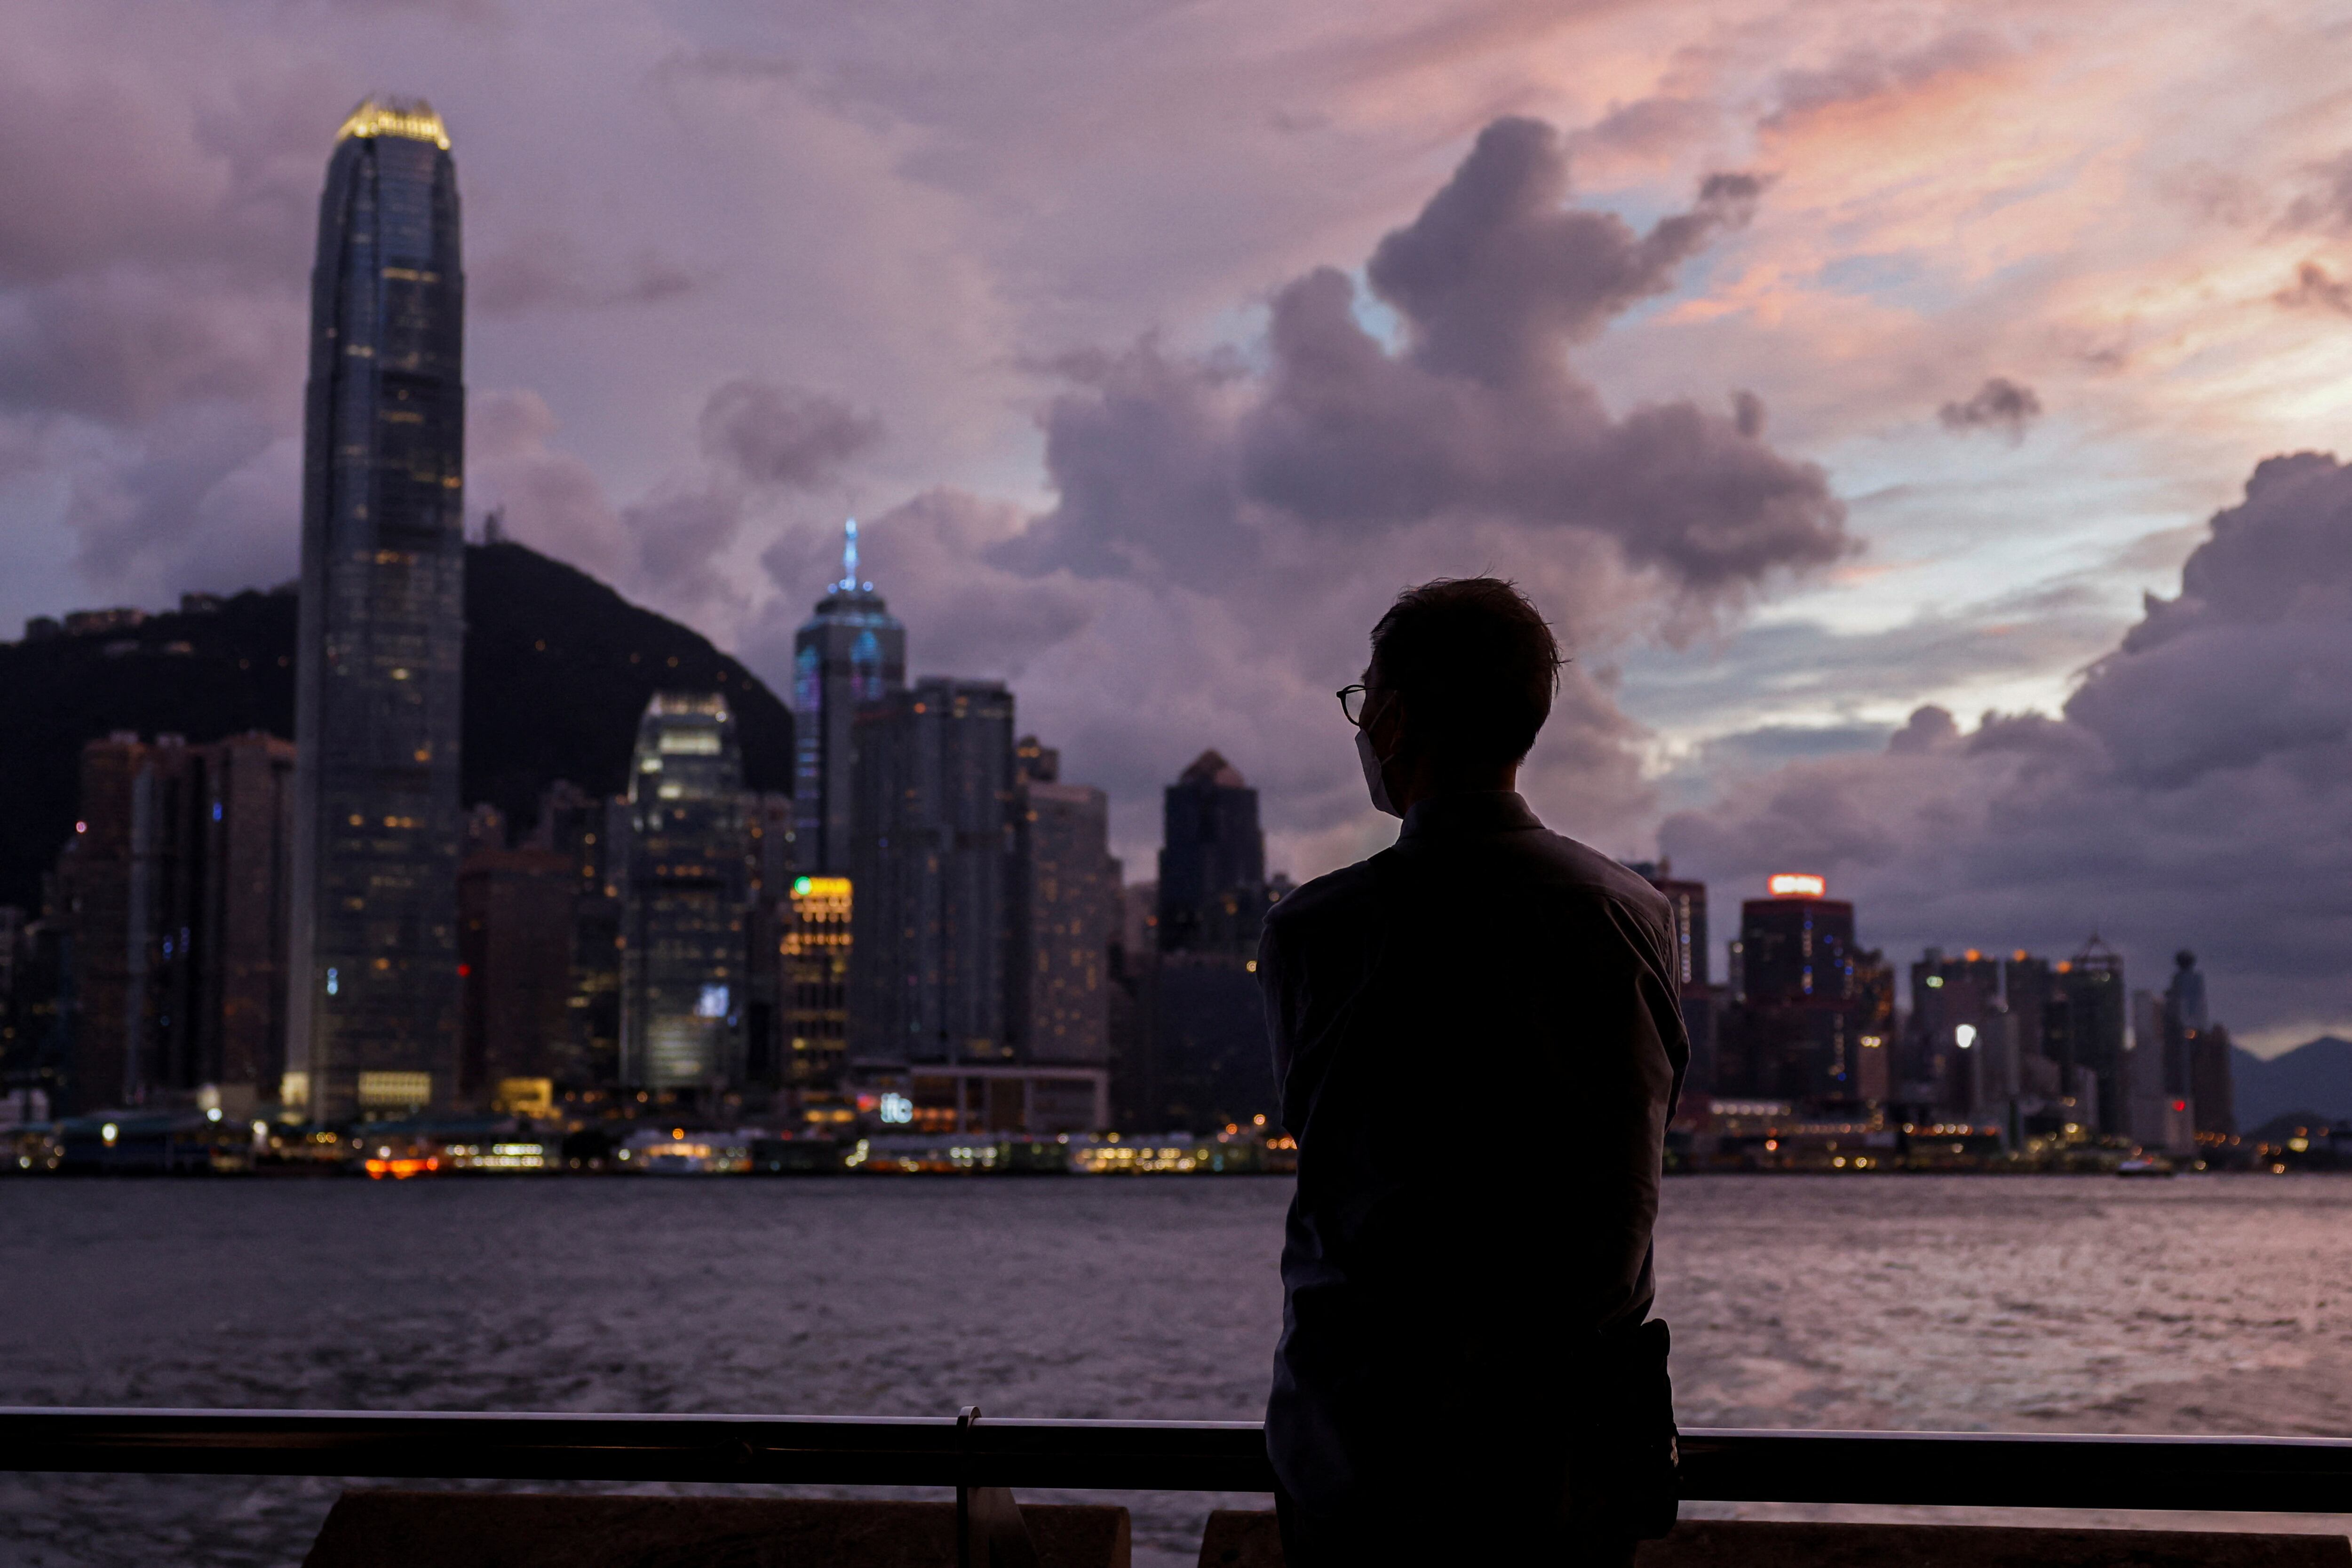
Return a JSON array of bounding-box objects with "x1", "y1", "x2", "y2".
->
[
  {"x1": 334, "y1": 96, "x2": 452, "y2": 149},
  {"x1": 793, "y1": 519, "x2": 905, "y2": 874}
]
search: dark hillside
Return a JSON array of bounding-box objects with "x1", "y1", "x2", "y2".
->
[
  {"x1": 461, "y1": 541, "x2": 792, "y2": 828},
  {"x1": 0, "y1": 541, "x2": 791, "y2": 910},
  {"x1": 2233, "y1": 1036, "x2": 2352, "y2": 1129}
]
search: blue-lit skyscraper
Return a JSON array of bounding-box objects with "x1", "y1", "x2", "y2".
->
[
  {"x1": 792, "y1": 522, "x2": 906, "y2": 874},
  {"x1": 620, "y1": 693, "x2": 749, "y2": 1093},
  {"x1": 286, "y1": 99, "x2": 466, "y2": 1122}
]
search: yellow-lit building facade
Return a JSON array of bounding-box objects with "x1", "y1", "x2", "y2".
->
[{"x1": 783, "y1": 876, "x2": 851, "y2": 1092}]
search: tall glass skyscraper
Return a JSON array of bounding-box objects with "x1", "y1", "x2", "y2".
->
[
  {"x1": 620, "y1": 693, "x2": 749, "y2": 1093},
  {"x1": 792, "y1": 521, "x2": 906, "y2": 874},
  {"x1": 286, "y1": 99, "x2": 467, "y2": 1122}
]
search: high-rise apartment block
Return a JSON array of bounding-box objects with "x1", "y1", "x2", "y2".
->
[
  {"x1": 53, "y1": 731, "x2": 295, "y2": 1113},
  {"x1": 1013, "y1": 742, "x2": 1117, "y2": 1069},
  {"x1": 620, "y1": 694, "x2": 749, "y2": 1094},
  {"x1": 457, "y1": 847, "x2": 576, "y2": 1101},
  {"x1": 286, "y1": 98, "x2": 467, "y2": 1121},
  {"x1": 793, "y1": 523, "x2": 906, "y2": 877}
]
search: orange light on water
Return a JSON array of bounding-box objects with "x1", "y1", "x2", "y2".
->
[{"x1": 365, "y1": 1156, "x2": 439, "y2": 1180}]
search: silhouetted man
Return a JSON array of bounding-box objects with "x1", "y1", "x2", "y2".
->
[{"x1": 1260, "y1": 578, "x2": 1688, "y2": 1566}]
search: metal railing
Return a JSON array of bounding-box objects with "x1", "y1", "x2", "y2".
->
[{"x1": 6, "y1": 1408, "x2": 2352, "y2": 1514}]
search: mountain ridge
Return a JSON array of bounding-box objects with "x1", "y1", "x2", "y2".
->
[
  {"x1": 0, "y1": 540, "x2": 792, "y2": 911},
  {"x1": 2232, "y1": 1036, "x2": 2352, "y2": 1129}
]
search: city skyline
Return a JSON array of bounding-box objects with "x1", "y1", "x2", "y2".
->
[{"x1": 0, "y1": 8, "x2": 2347, "y2": 1049}]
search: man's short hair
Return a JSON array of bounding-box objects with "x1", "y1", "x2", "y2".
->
[{"x1": 1369, "y1": 578, "x2": 1561, "y2": 765}]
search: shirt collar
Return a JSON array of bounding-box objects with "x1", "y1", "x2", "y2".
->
[{"x1": 1398, "y1": 790, "x2": 1544, "y2": 841}]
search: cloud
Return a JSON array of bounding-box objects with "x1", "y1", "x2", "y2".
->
[
  {"x1": 698, "y1": 379, "x2": 883, "y2": 491},
  {"x1": 0, "y1": 272, "x2": 295, "y2": 425},
  {"x1": 2282, "y1": 152, "x2": 2352, "y2": 233},
  {"x1": 2276, "y1": 261, "x2": 2352, "y2": 316},
  {"x1": 1661, "y1": 451, "x2": 2352, "y2": 1043},
  {"x1": 467, "y1": 388, "x2": 633, "y2": 580},
  {"x1": 470, "y1": 230, "x2": 702, "y2": 317},
  {"x1": 1762, "y1": 31, "x2": 2012, "y2": 131},
  {"x1": 996, "y1": 118, "x2": 1851, "y2": 617},
  {"x1": 1937, "y1": 376, "x2": 2042, "y2": 439}
]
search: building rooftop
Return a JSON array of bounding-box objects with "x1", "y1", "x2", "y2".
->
[
  {"x1": 1179, "y1": 750, "x2": 1246, "y2": 789},
  {"x1": 334, "y1": 97, "x2": 451, "y2": 150}
]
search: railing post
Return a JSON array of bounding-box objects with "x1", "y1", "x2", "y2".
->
[{"x1": 956, "y1": 1406, "x2": 1039, "y2": 1568}]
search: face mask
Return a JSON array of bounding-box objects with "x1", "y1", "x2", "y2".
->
[{"x1": 1356, "y1": 725, "x2": 1400, "y2": 818}]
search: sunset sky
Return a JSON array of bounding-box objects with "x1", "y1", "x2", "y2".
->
[{"x1": 3, "y1": 0, "x2": 2348, "y2": 1046}]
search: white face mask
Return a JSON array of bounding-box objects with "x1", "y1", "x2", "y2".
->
[{"x1": 1356, "y1": 725, "x2": 1400, "y2": 818}]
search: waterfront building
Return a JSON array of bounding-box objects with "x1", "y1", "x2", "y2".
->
[
  {"x1": 781, "y1": 874, "x2": 852, "y2": 1091},
  {"x1": 2132, "y1": 950, "x2": 2230, "y2": 1146},
  {"x1": 53, "y1": 732, "x2": 296, "y2": 1115},
  {"x1": 2044, "y1": 937, "x2": 2127, "y2": 1134},
  {"x1": 1013, "y1": 740, "x2": 1117, "y2": 1069},
  {"x1": 1635, "y1": 862, "x2": 1723, "y2": 1098},
  {"x1": 856, "y1": 1062, "x2": 1109, "y2": 1138},
  {"x1": 1719, "y1": 877, "x2": 1867, "y2": 1105},
  {"x1": 0, "y1": 912, "x2": 66, "y2": 1107},
  {"x1": 620, "y1": 694, "x2": 749, "y2": 1096},
  {"x1": 2001, "y1": 951, "x2": 2055, "y2": 1065},
  {"x1": 1631, "y1": 861, "x2": 1709, "y2": 989},
  {"x1": 2192, "y1": 1021, "x2": 2238, "y2": 1139},
  {"x1": 527, "y1": 779, "x2": 627, "y2": 1089},
  {"x1": 1908, "y1": 948, "x2": 2003, "y2": 1109},
  {"x1": 848, "y1": 678, "x2": 1017, "y2": 1068},
  {"x1": 792, "y1": 521, "x2": 906, "y2": 877},
  {"x1": 286, "y1": 98, "x2": 467, "y2": 1122},
  {"x1": 1739, "y1": 877, "x2": 1855, "y2": 1006},
  {"x1": 457, "y1": 847, "x2": 575, "y2": 1102},
  {"x1": 742, "y1": 790, "x2": 793, "y2": 1086}
]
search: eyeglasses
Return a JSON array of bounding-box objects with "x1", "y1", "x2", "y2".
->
[{"x1": 1337, "y1": 685, "x2": 1370, "y2": 727}]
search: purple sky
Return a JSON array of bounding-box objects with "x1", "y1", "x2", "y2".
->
[{"x1": 3, "y1": 0, "x2": 2348, "y2": 1049}]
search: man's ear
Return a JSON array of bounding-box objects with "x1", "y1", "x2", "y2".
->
[{"x1": 1384, "y1": 689, "x2": 1414, "y2": 752}]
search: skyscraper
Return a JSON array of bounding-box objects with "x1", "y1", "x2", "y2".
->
[
  {"x1": 848, "y1": 678, "x2": 1017, "y2": 1066},
  {"x1": 1720, "y1": 876, "x2": 1867, "y2": 1103},
  {"x1": 620, "y1": 694, "x2": 749, "y2": 1095},
  {"x1": 286, "y1": 98, "x2": 467, "y2": 1122},
  {"x1": 457, "y1": 846, "x2": 575, "y2": 1101},
  {"x1": 1908, "y1": 948, "x2": 2007, "y2": 1114},
  {"x1": 1634, "y1": 861, "x2": 1721, "y2": 1097},
  {"x1": 54, "y1": 732, "x2": 296, "y2": 1115},
  {"x1": 527, "y1": 778, "x2": 628, "y2": 1088},
  {"x1": 1012, "y1": 741, "x2": 1116, "y2": 1068},
  {"x1": 2045, "y1": 937, "x2": 2126, "y2": 1132},
  {"x1": 1156, "y1": 752, "x2": 1267, "y2": 956},
  {"x1": 793, "y1": 521, "x2": 906, "y2": 876}
]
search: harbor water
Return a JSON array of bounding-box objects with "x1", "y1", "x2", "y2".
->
[{"x1": 3, "y1": 1173, "x2": 2351, "y2": 1566}]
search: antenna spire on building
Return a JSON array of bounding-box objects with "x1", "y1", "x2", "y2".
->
[{"x1": 839, "y1": 517, "x2": 859, "y2": 591}]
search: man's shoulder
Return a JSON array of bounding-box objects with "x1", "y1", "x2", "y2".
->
[
  {"x1": 1263, "y1": 858, "x2": 1383, "y2": 939},
  {"x1": 1521, "y1": 829, "x2": 1675, "y2": 920}
]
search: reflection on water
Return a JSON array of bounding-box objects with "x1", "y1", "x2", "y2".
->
[{"x1": 3, "y1": 1175, "x2": 2350, "y2": 1567}]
